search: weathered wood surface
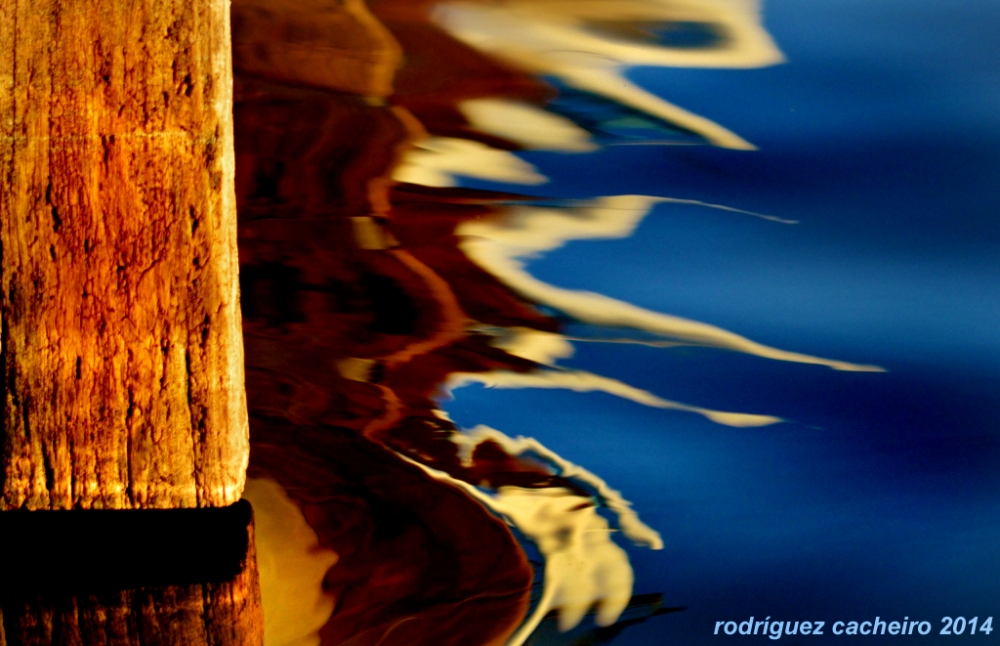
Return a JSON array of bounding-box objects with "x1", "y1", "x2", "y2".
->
[{"x1": 0, "y1": 0, "x2": 248, "y2": 510}]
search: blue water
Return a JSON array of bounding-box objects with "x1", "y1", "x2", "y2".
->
[{"x1": 446, "y1": 0, "x2": 1000, "y2": 643}]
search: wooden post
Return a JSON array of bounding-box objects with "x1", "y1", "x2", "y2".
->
[
  {"x1": 0, "y1": 0, "x2": 247, "y2": 510},
  {"x1": 0, "y1": 0, "x2": 260, "y2": 642}
]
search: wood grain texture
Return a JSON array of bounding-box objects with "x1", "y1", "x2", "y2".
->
[{"x1": 0, "y1": 0, "x2": 248, "y2": 510}]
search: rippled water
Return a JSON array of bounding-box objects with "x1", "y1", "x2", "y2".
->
[{"x1": 232, "y1": 0, "x2": 1000, "y2": 643}]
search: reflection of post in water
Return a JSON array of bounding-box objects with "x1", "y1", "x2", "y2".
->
[
  {"x1": 230, "y1": 1, "x2": 880, "y2": 645},
  {"x1": 227, "y1": 1, "x2": 729, "y2": 645},
  {"x1": 0, "y1": 0, "x2": 260, "y2": 643},
  {"x1": 228, "y1": 0, "x2": 612, "y2": 642},
  {"x1": 231, "y1": 57, "x2": 542, "y2": 646}
]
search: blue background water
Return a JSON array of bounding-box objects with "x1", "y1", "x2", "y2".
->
[{"x1": 447, "y1": 0, "x2": 1000, "y2": 642}]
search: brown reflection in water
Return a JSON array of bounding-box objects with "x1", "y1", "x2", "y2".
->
[
  {"x1": 366, "y1": 0, "x2": 553, "y2": 147},
  {"x1": 231, "y1": 0, "x2": 887, "y2": 643},
  {"x1": 231, "y1": 0, "x2": 822, "y2": 642},
  {"x1": 247, "y1": 423, "x2": 533, "y2": 646},
  {"x1": 233, "y1": 88, "x2": 549, "y2": 645},
  {"x1": 230, "y1": 1, "x2": 591, "y2": 641},
  {"x1": 226, "y1": 0, "x2": 811, "y2": 639}
]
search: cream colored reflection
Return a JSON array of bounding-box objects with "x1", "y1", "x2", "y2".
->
[
  {"x1": 451, "y1": 424, "x2": 664, "y2": 549},
  {"x1": 449, "y1": 368, "x2": 782, "y2": 427},
  {"x1": 394, "y1": 0, "x2": 785, "y2": 187},
  {"x1": 432, "y1": 0, "x2": 783, "y2": 150},
  {"x1": 243, "y1": 479, "x2": 339, "y2": 646},
  {"x1": 458, "y1": 196, "x2": 885, "y2": 372},
  {"x1": 400, "y1": 423, "x2": 660, "y2": 646},
  {"x1": 391, "y1": 2, "x2": 881, "y2": 641},
  {"x1": 392, "y1": 136, "x2": 548, "y2": 187},
  {"x1": 442, "y1": 195, "x2": 883, "y2": 641},
  {"x1": 459, "y1": 99, "x2": 599, "y2": 152}
]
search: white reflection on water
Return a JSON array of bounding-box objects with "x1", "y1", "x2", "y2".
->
[
  {"x1": 432, "y1": 0, "x2": 784, "y2": 149},
  {"x1": 403, "y1": 441, "x2": 648, "y2": 646},
  {"x1": 393, "y1": 0, "x2": 883, "y2": 640},
  {"x1": 235, "y1": 0, "x2": 897, "y2": 642},
  {"x1": 394, "y1": 0, "x2": 786, "y2": 187},
  {"x1": 393, "y1": 137, "x2": 549, "y2": 187},
  {"x1": 443, "y1": 197, "x2": 882, "y2": 639},
  {"x1": 457, "y1": 196, "x2": 885, "y2": 372},
  {"x1": 459, "y1": 99, "x2": 598, "y2": 152},
  {"x1": 446, "y1": 325, "x2": 781, "y2": 426}
]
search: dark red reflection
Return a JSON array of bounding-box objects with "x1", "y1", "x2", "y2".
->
[{"x1": 231, "y1": 1, "x2": 581, "y2": 642}]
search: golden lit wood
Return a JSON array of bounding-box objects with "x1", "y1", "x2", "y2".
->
[{"x1": 0, "y1": 0, "x2": 248, "y2": 511}]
